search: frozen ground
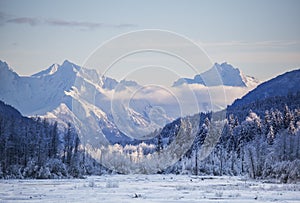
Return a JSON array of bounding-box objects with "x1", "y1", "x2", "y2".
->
[{"x1": 0, "y1": 175, "x2": 299, "y2": 203}]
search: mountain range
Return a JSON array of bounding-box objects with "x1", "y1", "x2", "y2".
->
[
  {"x1": 1, "y1": 61, "x2": 299, "y2": 180},
  {"x1": 0, "y1": 60, "x2": 259, "y2": 143}
]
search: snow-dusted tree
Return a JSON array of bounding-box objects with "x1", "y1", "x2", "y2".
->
[
  {"x1": 263, "y1": 110, "x2": 272, "y2": 136},
  {"x1": 284, "y1": 105, "x2": 294, "y2": 129},
  {"x1": 50, "y1": 121, "x2": 59, "y2": 158},
  {"x1": 156, "y1": 134, "x2": 163, "y2": 155},
  {"x1": 267, "y1": 125, "x2": 275, "y2": 145},
  {"x1": 272, "y1": 109, "x2": 284, "y2": 134},
  {"x1": 63, "y1": 123, "x2": 74, "y2": 165}
]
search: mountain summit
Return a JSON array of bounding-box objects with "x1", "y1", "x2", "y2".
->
[
  {"x1": 173, "y1": 62, "x2": 259, "y2": 87},
  {"x1": 0, "y1": 60, "x2": 259, "y2": 143}
]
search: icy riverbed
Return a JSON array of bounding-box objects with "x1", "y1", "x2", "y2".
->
[{"x1": 0, "y1": 175, "x2": 299, "y2": 202}]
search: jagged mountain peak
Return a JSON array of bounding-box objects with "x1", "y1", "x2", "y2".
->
[
  {"x1": 31, "y1": 63, "x2": 60, "y2": 78},
  {"x1": 32, "y1": 60, "x2": 82, "y2": 78},
  {"x1": 0, "y1": 60, "x2": 9, "y2": 68},
  {"x1": 173, "y1": 62, "x2": 258, "y2": 87},
  {"x1": 214, "y1": 62, "x2": 236, "y2": 71},
  {"x1": 61, "y1": 60, "x2": 81, "y2": 70},
  {"x1": 0, "y1": 60, "x2": 19, "y2": 77},
  {"x1": 0, "y1": 59, "x2": 263, "y2": 143},
  {"x1": 210, "y1": 62, "x2": 245, "y2": 86},
  {"x1": 0, "y1": 61, "x2": 20, "y2": 97}
]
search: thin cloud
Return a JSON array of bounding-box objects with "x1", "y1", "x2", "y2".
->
[
  {"x1": 46, "y1": 19, "x2": 104, "y2": 28},
  {"x1": 1, "y1": 12, "x2": 138, "y2": 29},
  {"x1": 46, "y1": 19, "x2": 137, "y2": 29},
  {"x1": 198, "y1": 40, "x2": 300, "y2": 48},
  {"x1": 0, "y1": 11, "x2": 13, "y2": 25},
  {"x1": 114, "y1": 23, "x2": 138, "y2": 28},
  {"x1": 6, "y1": 17, "x2": 41, "y2": 26}
]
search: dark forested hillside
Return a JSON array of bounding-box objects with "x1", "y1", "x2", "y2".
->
[
  {"x1": 1, "y1": 97, "x2": 299, "y2": 182},
  {"x1": 0, "y1": 100, "x2": 22, "y2": 119},
  {"x1": 227, "y1": 91, "x2": 300, "y2": 121},
  {"x1": 164, "y1": 105, "x2": 300, "y2": 183},
  {"x1": 230, "y1": 69, "x2": 300, "y2": 108},
  {"x1": 172, "y1": 72, "x2": 300, "y2": 182},
  {"x1": 0, "y1": 101, "x2": 104, "y2": 179},
  {"x1": 227, "y1": 69, "x2": 300, "y2": 121}
]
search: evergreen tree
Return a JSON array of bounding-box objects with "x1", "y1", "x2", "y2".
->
[{"x1": 156, "y1": 134, "x2": 163, "y2": 155}]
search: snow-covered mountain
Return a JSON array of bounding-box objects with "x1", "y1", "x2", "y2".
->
[
  {"x1": 0, "y1": 60, "x2": 136, "y2": 143},
  {"x1": 173, "y1": 62, "x2": 259, "y2": 88},
  {"x1": 0, "y1": 60, "x2": 259, "y2": 144}
]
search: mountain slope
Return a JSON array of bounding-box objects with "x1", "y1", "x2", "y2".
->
[
  {"x1": 0, "y1": 60, "x2": 258, "y2": 144},
  {"x1": 229, "y1": 69, "x2": 300, "y2": 108},
  {"x1": 0, "y1": 60, "x2": 153, "y2": 143},
  {"x1": 227, "y1": 69, "x2": 300, "y2": 120}
]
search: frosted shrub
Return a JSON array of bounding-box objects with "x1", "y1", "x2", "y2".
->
[
  {"x1": 287, "y1": 160, "x2": 300, "y2": 183},
  {"x1": 7, "y1": 165, "x2": 23, "y2": 179},
  {"x1": 215, "y1": 191, "x2": 223, "y2": 198},
  {"x1": 88, "y1": 179, "x2": 95, "y2": 187},
  {"x1": 22, "y1": 160, "x2": 37, "y2": 178},
  {"x1": 106, "y1": 180, "x2": 119, "y2": 188},
  {"x1": 37, "y1": 166, "x2": 51, "y2": 179},
  {"x1": 46, "y1": 158, "x2": 68, "y2": 178}
]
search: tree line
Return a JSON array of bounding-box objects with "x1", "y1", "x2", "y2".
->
[
  {"x1": 1, "y1": 99, "x2": 299, "y2": 182},
  {"x1": 0, "y1": 100, "x2": 104, "y2": 178},
  {"x1": 173, "y1": 105, "x2": 300, "y2": 183}
]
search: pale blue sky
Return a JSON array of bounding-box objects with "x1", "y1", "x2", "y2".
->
[{"x1": 0, "y1": 0, "x2": 300, "y2": 83}]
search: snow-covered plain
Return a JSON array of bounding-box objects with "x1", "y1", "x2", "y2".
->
[{"x1": 0, "y1": 175, "x2": 299, "y2": 203}]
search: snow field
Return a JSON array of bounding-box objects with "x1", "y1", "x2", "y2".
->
[{"x1": 0, "y1": 175, "x2": 299, "y2": 203}]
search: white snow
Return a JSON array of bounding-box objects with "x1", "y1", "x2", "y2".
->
[
  {"x1": 0, "y1": 175, "x2": 299, "y2": 202},
  {"x1": 0, "y1": 60, "x2": 259, "y2": 140},
  {"x1": 31, "y1": 63, "x2": 60, "y2": 78},
  {"x1": 173, "y1": 62, "x2": 260, "y2": 88}
]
